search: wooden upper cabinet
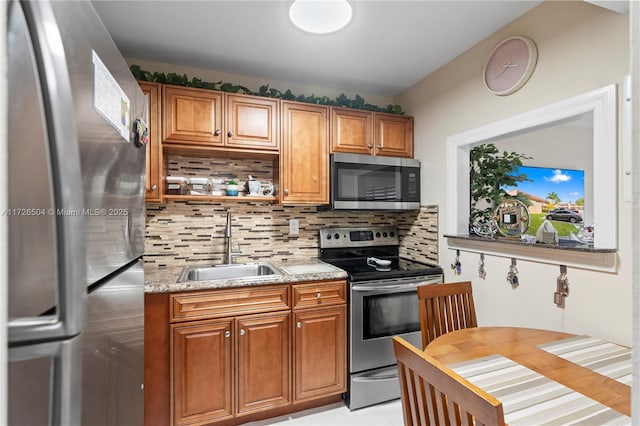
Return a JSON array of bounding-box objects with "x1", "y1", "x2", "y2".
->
[
  {"x1": 172, "y1": 319, "x2": 234, "y2": 426},
  {"x1": 293, "y1": 306, "x2": 346, "y2": 401},
  {"x1": 162, "y1": 85, "x2": 280, "y2": 153},
  {"x1": 139, "y1": 82, "x2": 162, "y2": 202},
  {"x1": 281, "y1": 102, "x2": 329, "y2": 204},
  {"x1": 373, "y1": 113, "x2": 413, "y2": 158},
  {"x1": 226, "y1": 94, "x2": 279, "y2": 151},
  {"x1": 330, "y1": 108, "x2": 373, "y2": 155},
  {"x1": 163, "y1": 85, "x2": 223, "y2": 145}
]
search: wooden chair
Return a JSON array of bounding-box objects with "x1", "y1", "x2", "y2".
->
[
  {"x1": 418, "y1": 281, "x2": 477, "y2": 348},
  {"x1": 393, "y1": 336, "x2": 505, "y2": 426}
]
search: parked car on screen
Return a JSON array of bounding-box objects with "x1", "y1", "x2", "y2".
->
[{"x1": 546, "y1": 208, "x2": 583, "y2": 223}]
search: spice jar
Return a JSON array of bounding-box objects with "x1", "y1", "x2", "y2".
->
[
  {"x1": 188, "y1": 177, "x2": 211, "y2": 196},
  {"x1": 165, "y1": 176, "x2": 188, "y2": 195}
]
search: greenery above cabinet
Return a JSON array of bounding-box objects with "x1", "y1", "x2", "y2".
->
[{"x1": 130, "y1": 64, "x2": 405, "y2": 114}]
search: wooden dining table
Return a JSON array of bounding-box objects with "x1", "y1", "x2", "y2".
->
[{"x1": 422, "y1": 327, "x2": 631, "y2": 422}]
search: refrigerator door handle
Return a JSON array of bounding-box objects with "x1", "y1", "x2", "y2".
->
[
  {"x1": 9, "y1": 0, "x2": 86, "y2": 343},
  {"x1": 9, "y1": 337, "x2": 82, "y2": 426}
]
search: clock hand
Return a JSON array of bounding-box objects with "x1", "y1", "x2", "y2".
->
[
  {"x1": 493, "y1": 62, "x2": 521, "y2": 80},
  {"x1": 493, "y1": 66, "x2": 508, "y2": 80}
]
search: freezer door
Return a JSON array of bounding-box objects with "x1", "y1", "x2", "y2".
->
[
  {"x1": 8, "y1": 0, "x2": 86, "y2": 342},
  {"x1": 82, "y1": 259, "x2": 144, "y2": 426},
  {"x1": 50, "y1": 1, "x2": 146, "y2": 286},
  {"x1": 9, "y1": 336, "x2": 82, "y2": 426}
]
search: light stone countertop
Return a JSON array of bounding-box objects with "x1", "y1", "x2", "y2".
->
[{"x1": 144, "y1": 259, "x2": 347, "y2": 293}]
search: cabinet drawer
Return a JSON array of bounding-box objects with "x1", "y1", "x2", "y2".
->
[
  {"x1": 170, "y1": 285, "x2": 289, "y2": 322},
  {"x1": 292, "y1": 281, "x2": 346, "y2": 310}
]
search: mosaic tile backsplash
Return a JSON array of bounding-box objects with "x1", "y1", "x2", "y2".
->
[{"x1": 145, "y1": 202, "x2": 438, "y2": 268}]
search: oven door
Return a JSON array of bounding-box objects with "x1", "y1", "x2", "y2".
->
[{"x1": 350, "y1": 274, "x2": 442, "y2": 373}]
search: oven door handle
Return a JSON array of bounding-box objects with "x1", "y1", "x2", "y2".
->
[
  {"x1": 352, "y1": 278, "x2": 440, "y2": 292},
  {"x1": 353, "y1": 372, "x2": 399, "y2": 382}
]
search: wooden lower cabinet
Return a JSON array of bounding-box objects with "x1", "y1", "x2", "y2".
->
[
  {"x1": 294, "y1": 306, "x2": 346, "y2": 401},
  {"x1": 152, "y1": 280, "x2": 347, "y2": 426},
  {"x1": 236, "y1": 313, "x2": 290, "y2": 415},
  {"x1": 172, "y1": 320, "x2": 234, "y2": 425},
  {"x1": 171, "y1": 314, "x2": 291, "y2": 426}
]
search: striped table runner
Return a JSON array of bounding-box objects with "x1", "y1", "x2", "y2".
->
[
  {"x1": 537, "y1": 336, "x2": 632, "y2": 385},
  {"x1": 450, "y1": 354, "x2": 630, "y2": 425}
]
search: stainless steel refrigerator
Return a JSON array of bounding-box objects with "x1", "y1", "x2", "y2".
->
[{"x1": 7, "y1": 1, "x2": 146, "y2": 425}]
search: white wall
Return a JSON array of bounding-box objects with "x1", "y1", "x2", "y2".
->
[
  {"x1": 395, "y1": 1, "x2": 631, "y2": 345},
  {"x1": 126, "y1": 57, "x2": 394, "y2": 109}
]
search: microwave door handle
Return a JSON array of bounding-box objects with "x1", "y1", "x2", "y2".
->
[{"x1": 10, "y1": 0, "x2": 86, "y2": 343}]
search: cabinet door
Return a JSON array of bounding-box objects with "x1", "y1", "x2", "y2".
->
[
  {"x1": 139, "y1": 82, "x2": 162, "y2": 202},
  {"x1": 172, "y1": 320, "x2": 233, "y2": 426},
  {"x1": 281, "y1": 102, "x2": 329, "y2": 204},
  {"x1": 331, "y1": 108, "x2": 373, "y2": 155},
  {"x1": 226, "y1": 94, "x2": 279, "y2": 151},
  {"x1": 163, "y1": 85, "x2": 223, "y2": 145},
  {"x1": 373, "y1": 113, "x2": 413, "y2": 158},
  {"x1": 236, "y1": 313, "x2": 290, "y2": 415},
  {"x1": 294, "y1": 306, "x2": 346, "y2": 401}
]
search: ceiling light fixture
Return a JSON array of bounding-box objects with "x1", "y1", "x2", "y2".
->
[{"x1": 289, "y1": 0, "x2": 353, "y2": 35}]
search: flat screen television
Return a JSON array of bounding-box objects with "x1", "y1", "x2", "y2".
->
[{"x1": 501, "y1": 166, "x2": 585, "y2": 236}]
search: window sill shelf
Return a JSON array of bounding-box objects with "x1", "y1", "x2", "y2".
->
[{"x1": 444, "y1": 234, "x2": 617, "y2": 273}]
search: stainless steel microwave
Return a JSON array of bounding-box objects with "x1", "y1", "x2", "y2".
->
[{"x1": 330, "y1": 153, "x2": 421, "y2": 210}]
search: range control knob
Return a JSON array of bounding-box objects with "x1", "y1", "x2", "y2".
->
[
  {"x1": 383, "y1": 232, "x2": 388, "y2": 237},
  {"x1": 390, "y1": 231, "x2": 395, "y2": 237},
  {"x1": 375, "y1": 232, "x2": 381, "y2": 238},
  {"x1": 326, "y1": 233, "x2": 332, "y2": 240},
  {"x1": 334, "y1": 233, "x2": 340, "y2": 240}
]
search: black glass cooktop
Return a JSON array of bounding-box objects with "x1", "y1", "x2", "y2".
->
[{"x1": 322, "y1": 255, "x2": 443, "y2": 282}]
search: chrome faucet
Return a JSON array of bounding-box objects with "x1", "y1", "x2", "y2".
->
[{"x1": 224, "y1": 209, "x2": 240, "y2": 264}]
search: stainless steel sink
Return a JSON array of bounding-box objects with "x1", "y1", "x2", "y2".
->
[{"x1": 177, "y1": 262, "x2": 282, "y2": 282}]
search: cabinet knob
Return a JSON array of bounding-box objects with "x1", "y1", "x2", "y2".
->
[
  {"x1": 239, "y1": 329, "x2": 245, "y2": 336},
  {"x1": 367, "y1": 143, "x2": 373, "y2": 149},
  {"x1": 296, "y1": 322, "x2": 302, "y2": 329},
  {"x1": 316, "y1": 292, "x2": 322, "y2": 299},
  {"x1": 214, "y1": 129, "x2": 221, "y2": 136},
  {"x1": 227, "y1": 130, "x2": 234, "y2": 138},
  {"x1": 150, "y1": 184, "x2": 157, "y2": 190},
  {"x1": 377, "y1": 144, "x2": 382, "y2": 149},
  {"x1": 284, "y1": 189, "x2": 289, "y2": 195},
  {"x1": 224, "y1": 330, "x2": 230, "y2": 338}
]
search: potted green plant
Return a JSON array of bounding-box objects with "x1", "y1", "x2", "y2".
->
[
  {"x1": 469, "y1": 143, "x2": 531, "y2": 236},
  {"x1": 225, "y1": 179, "x2": 239, "y2": 196}
]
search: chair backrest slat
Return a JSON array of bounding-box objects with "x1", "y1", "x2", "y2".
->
[
  {"x1": 418, "y1": 281, "x2": 478, "y2": 349},
  {"x1": 393, "y1": 336, "x2": 505, "y2": 426}
]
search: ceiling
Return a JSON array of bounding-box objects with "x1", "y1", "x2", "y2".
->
[{"x1": 93, "y1": 0, "x2": 542, "y2": 97}]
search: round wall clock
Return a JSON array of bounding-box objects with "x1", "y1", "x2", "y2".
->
[{"x1": 483, "y1": 36, "x2": 538, "y2": 96}]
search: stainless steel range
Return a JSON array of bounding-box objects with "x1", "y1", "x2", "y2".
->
[{"x1": 319, "y1": 227, "x2": 443, "y2": 410}]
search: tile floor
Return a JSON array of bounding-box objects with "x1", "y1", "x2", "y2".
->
[{"x1": 246, "y1": 399, "x2": 404, "y2": 426}]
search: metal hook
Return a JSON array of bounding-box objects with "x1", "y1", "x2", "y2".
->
[
  {"x1": 478, "y1": 253, "x2": 486, "y2": 280},
  {"x1": 507, "y1": 258, "x2": 519, "y2": 287},
  {"x1": 554, "y1": 265, "x2": 570, "y2": 308},
  {"x1": 451, "y1": 250, "x2": 462, "y2": 276}
]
